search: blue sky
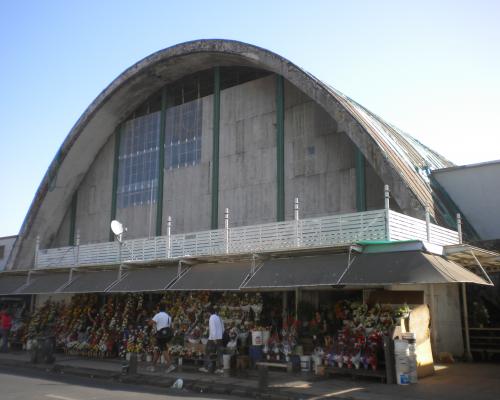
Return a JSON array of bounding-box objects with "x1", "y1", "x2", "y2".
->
[{"x1": 0, "y1": 1, "x2": 499, "y2": 237}]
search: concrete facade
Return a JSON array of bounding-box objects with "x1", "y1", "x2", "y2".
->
[
  {"x1": 162, "y1": 95, "x2": 213, "y2": 235},
  {"x1": 11, "y1": 40, "x2": 454, "y2": 271}
]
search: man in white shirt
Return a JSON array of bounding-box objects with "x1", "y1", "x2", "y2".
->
[
  {"x1": 150, "y1": 303, "x2": 175, "y2": 373},
  {"x1": 199, "y1": 306, "x2": 225, "y2": 373}
]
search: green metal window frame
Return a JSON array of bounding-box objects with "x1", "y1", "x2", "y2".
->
[
  {"x1": 355, "y1": 148, "x2": 366, "y2": 212},
  {"x1": 109, "y1": 127, "x2": 122, "y2": 241},
  {"x1": 211, "y1": 67, "x2": 221, "y2": 229},
  {"x1": 156, "y1": 87, "x2": 167, "y2": 236},
  {"x1": 276, "y1": 75, "x2": 285, "y2": 221}
]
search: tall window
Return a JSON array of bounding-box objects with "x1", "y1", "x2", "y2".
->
[
  {"x1": 117, "y1": 112, "x2": 160, "y2": 208},
  {"x1": 165, "y1": 99, "x2": 202, "y2": 169}
]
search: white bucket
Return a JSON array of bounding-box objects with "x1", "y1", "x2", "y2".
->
[
  {"x1": 262, "y1": 330, "x2": 270, "y2": 344},
  {"x1": 223, "y1": 354, "x2": 232, "y2": 370},
  {"x1": 394, "y1": 339, "x2": 409, "y2": 356},
  {"x1": 251, "y1": 331, "x2": 263, "y2": 346},
  {"x1": 300, "y1": 355, "x2": 311, "y2": 372},
  {"x1": 311, "y1": 355, "x2": 322, "y2": 373}
]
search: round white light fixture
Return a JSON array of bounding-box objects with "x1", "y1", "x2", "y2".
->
[{"x1": 111, "y1": 220, "x2": 124, "y2": 236}]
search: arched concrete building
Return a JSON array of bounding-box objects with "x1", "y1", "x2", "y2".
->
[
  {"x1": 4, "y1": 40, "x2": 498, "y2": 360},
  {"x1": 8, "y1": 39, "x2": 458, "y2": 270}
]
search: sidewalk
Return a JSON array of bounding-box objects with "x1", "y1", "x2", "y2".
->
[{"x1": 1, "y1": 351, "x2": 499, "y2": 400}]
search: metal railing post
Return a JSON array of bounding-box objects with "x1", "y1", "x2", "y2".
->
[
  {"x1": 384, "y1": 185, "x2": 391, "y2": 240},
  {"x1": 457, "y1": 213, "x2": 463, "y2": 244},
  {"x1": 35, "y1": 235, "x2": 40, "y2": 268},
  {"x1": 294, "y1": 197, "x2": 300, "y2": 247},
  {"x1": 224, "y1": 208, "x2": 230, "y2": 254},
  {"x1": 167, "y1": 216, "x2": 172, "y2": 258},
  {"x1": 425, "y1": 207, "x2": 431, "y2": 242},
  {"x1": 75, "y1": 230, "x2": 80, "y2": 266}
]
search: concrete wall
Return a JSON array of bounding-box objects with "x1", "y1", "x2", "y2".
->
[
  {"x1": 162, "y1": 95, "x2": 213, "y2": 235},
  {"x1": 74, "y1": 135, "x2": 115, "y2": 244},
  {"x1": 433, "y1": 162, "x2": 500, "y2": 240},
  {"x1": 48, "y1": 74, "x2": 388, "y2": 243},
  {"x1": 0, "y1": 236, "x2": 17, "y2": 271},
  {"x1": 218, "y1": 75, "x2": 277, "y2": 227},
  {"x1": 390, "y1": 283, "x2": 464, "y2": 356},
  {"x1": 52, "y1": 207, "x2": 72, "y2": 247}
]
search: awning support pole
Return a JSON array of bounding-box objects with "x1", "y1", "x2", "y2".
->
[
  {"x1": 295, "y1": 288, "x2": 300, "y2": 321},
  {"x1": 384, "y1": 185, "x2": 391, "y2": 240},
  {"x1": 167, "y1": 216, "x2": 172, "y2": 258},
  {"x1": 425, "y1": 207, "x2": 431, "y2": 242},
  {"x1": 469, "y1": 250, "x2": 493, "y2": 285},
  {"x1": 461, "y1": 283, "x2": 473, "y2": 361},
  {"x1": 225, "y1": 208, "x2": 230, "y2": 254},
  {"x1": 178, "y1": 260, "x2": 182, "y2": 278},
  {"x1": 118, "y1": 264, "x2": 123, "y2": 281}
]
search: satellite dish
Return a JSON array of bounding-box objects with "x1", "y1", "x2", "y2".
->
[{"x1": 111, "y1": 220, "x2": 124, "y2": 236}]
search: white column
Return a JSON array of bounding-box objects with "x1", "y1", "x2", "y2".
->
[
  {"x1": 167, "y1": 216, "x2": 172, "y2": 258},
  {"x1": 457, "y1": 213, "x2": 463, "y2": 244},
  {"x1": 294, "y1": 197, "x2": 300, "y2": 247},
  {"x1": 75, "y1": 230, "x2": 80, "y2": 266},
  {"x1": 224, "y1": 208, "x2": 230, "y2": 254},
  {"x1": 384, "y1": 185, "x2": 391, "y2": 240}
]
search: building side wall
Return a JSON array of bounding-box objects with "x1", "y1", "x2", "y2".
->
[
  {"x1": 161, "y1": 95, "x2": 213, "y2": 235},
  {"x1": 433, "y1": 163, "x2": 500, "y2": 240},
  {"x1": 0, "y1": 236, "x2": 17, "y2": 271},
  {"x1": 218, "y1": 75, "x2": 277, "y2": 227},
  {"x1": 74, "y1": 135, "x2": 115, "y2": 244}
]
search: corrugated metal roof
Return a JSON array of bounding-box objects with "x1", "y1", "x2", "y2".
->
[{"x1": 324, "y1": 85, "x2": 454, "y2": 223}]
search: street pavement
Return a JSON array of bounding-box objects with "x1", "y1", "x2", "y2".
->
[{"x1": 0, "y1": 367, "x2": 229, "y2": 400}]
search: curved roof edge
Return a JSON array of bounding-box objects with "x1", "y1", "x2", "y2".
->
[{"x1": 8, "y1": 39, "x2": 454, "y2": 270}]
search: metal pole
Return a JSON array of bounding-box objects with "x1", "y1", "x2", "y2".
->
[
  {"x1": 457, "y1": 213, "x2": 463, "y2": 244},
  {"x1": 224, "y1": 208, "x2": 229, "y2": 254},
  {"x1": 118, "y1": 264, "x2": 123, "y2": 281},
  {"x1": 384, "y1": 185, "x2": 391, "y2": 240},
  {"x1": 75, "y1": 230, "x2": 80, "y2": 266},
  {"x1": 461, "y1": 283, "x2": 473, "y2": 361},
  {"x1": 35, "y1": 235, "x2": 40, "y2": 268},
  {"x1": 294, "y1": 197, "x2": 300, "y2": 247},
  {"x1": 167, "y1": 216, "x2": 172, "y2": 258},
  {"x1": 295, "y1": 288, "x2": 300, "y2": 321},
  {"x1": 425, "y1": 206, "x2": 431, "y2": 242}
]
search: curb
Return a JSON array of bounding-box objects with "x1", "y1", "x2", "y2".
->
[{"x1": 0, "y1": 358, "x2": 337, "y2": 400}]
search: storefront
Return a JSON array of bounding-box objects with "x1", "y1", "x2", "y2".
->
[{"x1": 0, "y1": 244, "x2": 491, "y2": 383}]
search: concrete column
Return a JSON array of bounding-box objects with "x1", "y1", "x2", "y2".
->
[
  {"x1": 224, "y1": 208, "x2": 230, "y2": 254},
  {"x1": 166, "y1": 216, "x2": 172, "y2": 258},
  {"x1": 457, "y1": 213, "x2": 463, "y2": 244}
]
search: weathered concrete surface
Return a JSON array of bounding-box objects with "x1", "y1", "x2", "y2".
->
[
  {"x1": 10, "y1": 39, "x2": 435, "y2": 270},
  {"x1": 1, "y1": 351, "x2": 499, "y2": 400}
]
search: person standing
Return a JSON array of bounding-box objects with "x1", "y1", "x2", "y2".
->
[
  {"x1": 149, "y1": 303, "x2": 175, "y2": 373},
  {"x1": 1, "y1": 309, "x2": 12, "y2": 353},
  {"x1": 199, "y1": 306, "x2": 224, "y2": 373}
]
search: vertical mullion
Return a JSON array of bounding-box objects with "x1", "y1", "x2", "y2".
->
[
  {"x1": 156, "y1": 87, "x2": 167, "y2": 236},
  {"x1": 276, "y1": 74, "x2": 285, "y2": 221},
  {"x1": 355, "y1": 148, "x2": 366, "y2": 211},
  {"x1": 109, "y1": 127, "x2": 122, "y2": 241},
  {"x1": 211, "y1": 67, "x2": 221, "y2": 229}
]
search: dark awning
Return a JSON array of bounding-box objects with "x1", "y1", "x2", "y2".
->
[
  {"x1": 108, "y1": 266, "x2": 179, "y2": 293},
  {"x1": 0, "y1": 273, "x2": 29, "y2": 295},
  {"x1": 341, "y1": 251, "x2": 491, "y2": 285},
  {"x1": 17, "y1": 271, "x2": 70, "y2": 294},
  {"x1": 59, "y1": 269, "x2": 119, "y2": 293},
  {"x1": 243, "y1": 254, "x2": 349, "y2": 289},
  {"x1": 169, "y1": 261, "x2": 252, "y2": 291}
]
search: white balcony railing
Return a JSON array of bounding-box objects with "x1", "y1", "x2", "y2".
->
[{"x1": 35, "y1": 209, "x2": 459, "y2": 269}]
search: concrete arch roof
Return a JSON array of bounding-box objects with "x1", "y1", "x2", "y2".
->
[{"x1": 8, "y1": 39, "x2": 453, "y2": 270}]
